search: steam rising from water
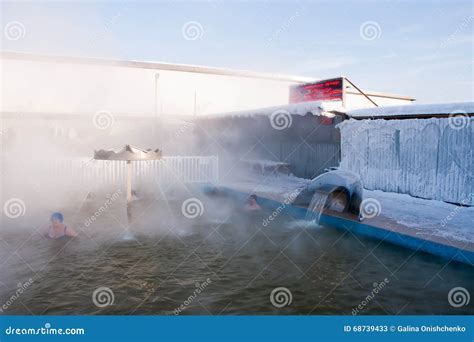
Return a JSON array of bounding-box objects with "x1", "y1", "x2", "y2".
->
[{"x1": 1, "y1": 48, "x2": 295, "y2": 243}]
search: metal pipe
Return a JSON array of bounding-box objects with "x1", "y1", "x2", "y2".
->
[
  {"x1": 344, "y1": 77, "x2": 379, "y2": 107},
  {"x1": 1, "y1": 50, "x2": 315, "y2": 83}
]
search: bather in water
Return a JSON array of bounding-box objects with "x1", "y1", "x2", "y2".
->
[
  {"x1": 46, "y1": 212, "x2": 78, "y2": 239},
  {"x1": 244, "y1": 194, "x2": 261, "y2": 211}
]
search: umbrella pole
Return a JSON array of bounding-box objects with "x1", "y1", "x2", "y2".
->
[
  {"x1": 122, "y1": 161, "x2": 135, "y2": 241},
  {"x1": 126, "y1": 160, "x2": 132, "y2": 227},
  {"x1": 126, "y1": 160, "x2": 133, "y2": 203},
  {"x1": 124, "y1": 160, "x2": 134, "y2": 240}
]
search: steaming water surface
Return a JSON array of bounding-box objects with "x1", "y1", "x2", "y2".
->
[{"x1": 1, "y1": 195, "x2": 473, "y2": 315}]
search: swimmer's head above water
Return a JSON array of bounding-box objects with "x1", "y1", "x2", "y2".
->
[
  {"x1": 244, "y1": 194, "x2": 261, "y2": 211},
  {"x1": 50, "y1": 212, "x2": 64, "y2": 225},
  {"x1": 47, "y1": 212, "x2": 78, "y2": 238}
]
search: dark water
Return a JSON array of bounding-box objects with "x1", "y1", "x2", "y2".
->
[{"x1": 1, "y1": 195, "x2": 473, "y2": 315}]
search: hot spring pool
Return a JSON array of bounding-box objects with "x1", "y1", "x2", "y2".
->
[{"x1": 1, "y1": 194, "x2": 473, "y2": 315}]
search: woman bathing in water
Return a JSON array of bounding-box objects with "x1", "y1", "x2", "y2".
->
[
  {"x1": 47, "y1": 212, "x2": 78, "y2": 239},
  {"x1": 244, "y1": 194, "x2": 261, "y2": 211}
]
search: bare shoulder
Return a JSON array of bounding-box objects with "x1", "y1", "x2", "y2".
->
[
  {"x1": 66, "y1": 226, "x2": 79, "y2": 237},
  {"x1": 46, "y1": 227, "x2": 54, "y2": 238}
]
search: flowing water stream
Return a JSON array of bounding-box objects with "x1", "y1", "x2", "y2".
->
[{"x1": 305, "y1": 192, "x2": 329, "y2": 224}]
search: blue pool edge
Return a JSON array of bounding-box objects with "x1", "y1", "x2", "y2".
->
[{"x1": 204, "y1": 185, "x2": 474, "y2": 267}]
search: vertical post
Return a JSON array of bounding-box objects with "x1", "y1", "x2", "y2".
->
[
  {"x1": 341, "y1": 77, "x2": 347, "y2": 109},
  {"x1": 126, "y1": 160, "x2": 132, "y2": 203},
  {"x1": 194, "y1": 90, "x2": 197, "y2": 117},
  {"x1": 154, "y1": 73, "x2": 160, "y2": 117}
]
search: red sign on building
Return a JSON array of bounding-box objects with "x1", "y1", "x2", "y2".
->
[{"x1": 289, "y1": 77, "x2": 344, "y2": 103}]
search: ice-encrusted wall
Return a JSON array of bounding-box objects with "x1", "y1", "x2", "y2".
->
[{"x1": 337, "y1": 118, "x2": 473, "y2": 205}]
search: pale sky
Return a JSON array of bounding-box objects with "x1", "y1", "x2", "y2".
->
[{"x1": 1, "y1": 0, "x2": 473, "y2": 103}]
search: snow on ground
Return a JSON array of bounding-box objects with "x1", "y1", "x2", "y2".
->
[
  {"x1": 366, "y1": 190, "x2": 474, "y2": 244},
  {"x1": 221, "y1": 172, "x2": 310, "y2": 201},
  {"x1": 222, "y1": 173, "x2": 473, "y2": 245}
]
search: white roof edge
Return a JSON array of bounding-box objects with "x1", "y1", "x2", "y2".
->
[
  {"x1": 199, "y1": 100, "x2": 345, "y2": 119},
  {"x1": 347, "y1": 101, "x2": 474, "y2": 118},
  {"x1": 0, "y1": 50, "x2": 316, "y2": 83}
]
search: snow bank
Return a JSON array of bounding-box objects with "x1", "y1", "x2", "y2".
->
[
  {"x1": 337, "y1": 118, "x2": 473, "y2": 205},
  {"x1": 367, "y1": 190, "x2": 474, "y2": 244},
  {"x1": 306, "y1": 169, "x2": 361, "y2": 193},
  {"x1": 222, "y1": 173, "x2": 474, "y2": 244},
  {"x1": 221, "y1": 172, "x2": 310, "y2": 201},
  {"x1": 347, "y1": 101, "x2": 474, "y2": 118}
]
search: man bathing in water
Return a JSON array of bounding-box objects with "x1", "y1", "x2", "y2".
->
[
  {"x1": 47, "y1": 212, "x2": 78, "y2": 239},
  {"x1": 244, "y1": 194, "x2": 261, "y2": 211}
]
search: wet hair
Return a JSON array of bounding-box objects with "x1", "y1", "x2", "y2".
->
[
  {"x1": 51, "y1": 212, "x2": 64, "y2": 223},
  {"x1": 249, "y1": 194, "x2": 257, "y2": 201}
]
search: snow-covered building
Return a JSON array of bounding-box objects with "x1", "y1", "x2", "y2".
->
[
  {"x1": 338, "y1": 102, "x2": 474, "y2": 206},
  {"x1": 195, "y1": 90, "x2": 414, "y2": 180},
  {"x1": 195, "y1": 101, "x2": 344, "y2": 179},
  {"x1": 3, "y1": 51, "x2": 422, "y2": 182}
]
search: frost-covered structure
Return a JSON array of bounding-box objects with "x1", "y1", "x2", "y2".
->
[
  {"x1": 346, "y1": 102, "x2": 472, "y2": 119},
  {"x1": 338, "y1": 103, "x2": 473, "y2": 206}
]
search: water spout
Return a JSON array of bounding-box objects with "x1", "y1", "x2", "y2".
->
[{"x1": 305, "y1": 191, "x2": 328, "y2": 224}]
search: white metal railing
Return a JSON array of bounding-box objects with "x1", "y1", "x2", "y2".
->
[{"x1": 4, "y1": 156, "x2": 219, "y2": 189}]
